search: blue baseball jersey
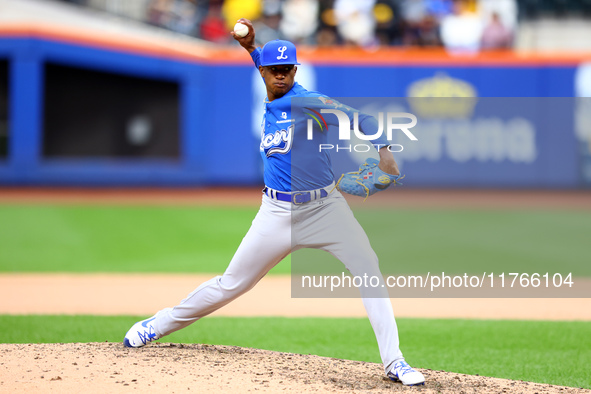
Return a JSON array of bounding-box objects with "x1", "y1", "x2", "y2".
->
[{"x1": 251, "y1": 48, "x2": 389, "y2": 192}]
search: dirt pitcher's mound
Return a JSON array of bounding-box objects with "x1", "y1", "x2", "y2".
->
[{"x1": 0, "y1": 343, "x2": 588, "y2": 393}]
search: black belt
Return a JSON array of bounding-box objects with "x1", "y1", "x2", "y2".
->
[{"x1": 263, "y1": 186, "x2": 329, "y2": 205}]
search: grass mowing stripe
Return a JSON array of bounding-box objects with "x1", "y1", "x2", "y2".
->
[
  {"x1": 1, "y1": 206, "x2": 590, "y2": 275},
  {"x1": 0, "y1": 315, "x2": 589, "y2": 389},
  {"x1": 0, "y1": 205, "x2": 284, "y2": 273},
  {"x1": 357, "y1": 209, "x2": 591, "y2": 276}
]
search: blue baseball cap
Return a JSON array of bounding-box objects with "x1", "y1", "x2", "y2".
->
[{"x1": 260, "y1": 40, "x2": 300, "y2": 66}]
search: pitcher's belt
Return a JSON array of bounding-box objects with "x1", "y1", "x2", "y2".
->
[{"x1": 263, "y1": 183, "x2": 333, "y2": 205}]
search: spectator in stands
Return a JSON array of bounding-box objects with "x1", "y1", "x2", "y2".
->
[
  {"x1": 316, "y1": 26, "x2": 339, "y2": 47},
  {"x1": 478, "y1": 0, "x2": 517, "y2": 35},
  {"x1": 480, "y1": 12, "x2": 513, "y2": 49},
  {"x1": 200, "y1": 0, "x2": 230, "y2": 43},
  {"x1": 374, "y1": 0, "x2": 404, "y2": 46},
  {"x1": 399, "y1": 0, "x2": 425, "y2": 45},
  {"x1": 62, "y1": 0, "x2": 520, "y2": 51},
  {"x1": 169, "y1": 0, "x2": 200, "y2": 36},
  {"x1": 334, "y1": 0, "x2": 377, "y2": 47},
  {"x1": 440, "y1": 0, "x2": 483, "y2": 53},
  {"x1": 222, "y1": 0, "x2": 262, "y2": 33},
  {"x1": 415, "y1": 14, "x2": 442, "y2": 47},
  {"x1": 280, "y1": 0, "x2": 319, "y2": 44},
  {"x1": 315, "y1": 0, "x2": 341, "y2": 47},
  {"x1": 146, "y1": 0, "x2": 173, "y2": 29},
  {"x1": 253, "y1": 1, "x2": 284, "y2": 46},
  {"x1": 146, "y1": 0, "x2": 207, "y2": 37},
  {"x1": 400, "y1": 0, "x2": 444, "y2": 47}
]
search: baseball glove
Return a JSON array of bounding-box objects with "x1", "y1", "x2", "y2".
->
[{"x1": 335, "y1": 158, "x2": 403, "y2": 200}]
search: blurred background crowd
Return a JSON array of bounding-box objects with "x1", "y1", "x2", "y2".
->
[
  {"x1": 56, "y1": 0, "x2": 591, "y2": 51},
  {"x1": 3, "y1": 0, "x2": 591, "y2": 186}
]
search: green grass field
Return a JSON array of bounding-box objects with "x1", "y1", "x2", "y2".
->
[
  {"x1": 0, "y1": 206, "x2": 267, "y2": 273},
  {"x1": 0, "y1": 315, "x2": 589, "y2": 389},
  {"x1": 1, "y1": 206, "x2": 589, "y2": 275},
  {"x1": 1, "y1": 204, "x2": 589, "y2": 389}
]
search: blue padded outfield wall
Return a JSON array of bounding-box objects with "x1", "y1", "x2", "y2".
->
[{"x1": 0, "y1": 35, "x2": 590, "y2": 188}]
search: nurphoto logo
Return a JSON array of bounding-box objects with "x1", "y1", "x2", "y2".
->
[{"x1": 305, "y1": 109, "x2": 418, "y2": 152}]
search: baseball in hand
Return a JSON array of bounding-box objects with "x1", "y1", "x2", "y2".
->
[{"x1": 233, "y1": 22, "x2": 249, "y2": 38}]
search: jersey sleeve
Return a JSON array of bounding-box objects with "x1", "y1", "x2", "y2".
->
[
  {"x1": 304, "y1": 95, "x2": 390, "y2": 149},
  {"x1": 251, "y1": 47, "x2": 262, "y2": 68}
]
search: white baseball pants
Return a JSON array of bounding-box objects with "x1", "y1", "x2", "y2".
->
[{"x1": 153, "y1": 190, "x2": 404, "y2": 374}]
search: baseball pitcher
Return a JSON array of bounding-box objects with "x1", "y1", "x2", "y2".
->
[{"x1": 123, "y1": 18, "x2": 425, "y2": 387}]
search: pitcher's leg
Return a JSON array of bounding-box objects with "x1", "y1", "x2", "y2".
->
[
  {"x1": 155, "y1": 197, "x2": 292, "y2": 337},
  {"x1": 297, "y1": 193, "x2": 404, "y2": 373},
  {"x1": 361, "y1": 298, "x2": 403, "y2": 372},
  {"x1": 326, "y1": 240, "x2": 404, "y2": 373}
]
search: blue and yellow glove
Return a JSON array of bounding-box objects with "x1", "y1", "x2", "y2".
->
[{"x1": 335, "y1": 158, "x2": 403, "y2": 200}]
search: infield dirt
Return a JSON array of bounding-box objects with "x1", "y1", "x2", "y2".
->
[
  {"x1": 1, "y1": 342, "x2": 589, "y2": 394},
  {"x1": 2, "y1": 274, "x2": 591, "y2": 320}
]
